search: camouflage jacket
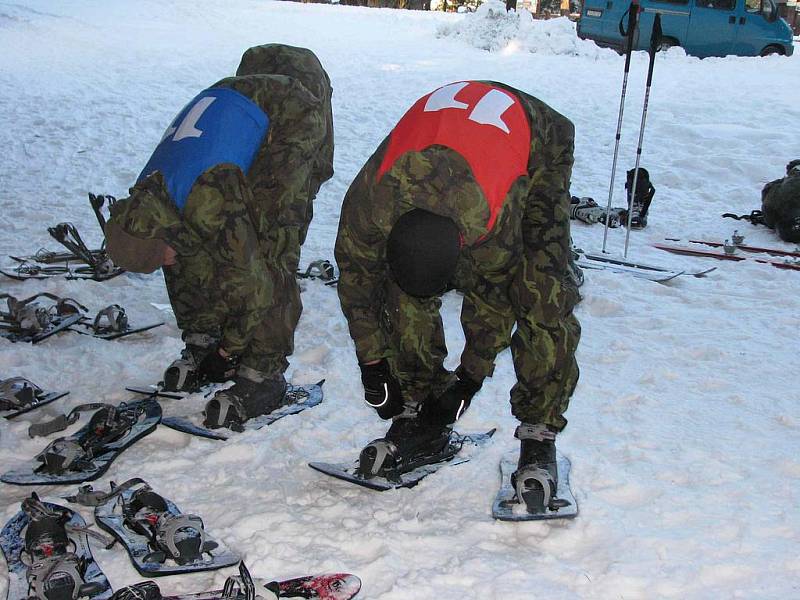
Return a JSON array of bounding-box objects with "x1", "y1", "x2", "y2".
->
[
  {"x1": 335, "y1": 81, "x2": 577, "y2": 383},
  {"x1": 108, "y1": 46, "x2": 334, "y2": 354}
]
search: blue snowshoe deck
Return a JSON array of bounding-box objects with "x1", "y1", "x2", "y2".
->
[
  {"x1": 491, "y1": 451, "x2": 578, "y2": 521},
  {"x1": 159, "y1": 382, "x2": 324, "y2": 441},
  {"x1": 93, "y1": 483, "x2": 239, "y2": 576},
  {"x1": 0, "y1": 501, "x2": 112, "y2": 600},
  {"x1": 1, "y1": 398, "x2": 162, "y2": 485},
  {"x1": 308, "y1": 429, "x2": 495, "y2": 491}
]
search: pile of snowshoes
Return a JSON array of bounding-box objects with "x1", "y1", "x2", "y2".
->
[
  {"x1": 0, "y1": 292, "x2": 163, "y2": 344},
  {"x1": 1, "y1": 491, "x2": 361, "y2": 600}
]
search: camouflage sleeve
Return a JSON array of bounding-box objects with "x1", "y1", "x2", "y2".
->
[
  {"x1": 182, "y1": 165, "x2": 269, "y2": 355},
  {"x1": 507, "y1": 108, "x2": 581, "y2": 430},
  {"x1": 107, "y1": 174, "x2": 202, "y2": 255},
  {"x1": 334, "y1": 159, "x2": 390, "y2": 364}
]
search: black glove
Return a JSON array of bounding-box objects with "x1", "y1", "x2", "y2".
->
[
  {"x1": 360, "y1": 359, "x2": 404, "y2": 420},
  {"x1": 198, "y1": 348, "x2": 239, "y2": 383},
  {"x1": 421, "y1": 371, "x2": 482, "y2": 427}
]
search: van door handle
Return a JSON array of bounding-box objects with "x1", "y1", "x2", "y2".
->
[
  {"x1": 739, "y1": 16, "x2": 745, "y2": 24},
  {"x1": 728, "y1": 15, "x2": 735, "y2": 23}
]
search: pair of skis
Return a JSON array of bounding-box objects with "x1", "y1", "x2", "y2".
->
[{"x1": 654, "y1": 239, "x2": 800, "y2": 271}]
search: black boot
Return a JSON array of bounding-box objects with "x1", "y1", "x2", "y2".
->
[
  {"x1": 624, "y1": 167, "x2": 655, "y2": 229},
  {"x1": 162, "y1": 333, "x2": 218, "y2": 393},
  {"x1": 512, "y1": 423, "x2": 558, "y2": 514},
  {"x1": 358, "y1": 415, "x2": 451, "y2": 479},
  {"x1": 203, "y1": 368, "x2": 287, "y2": 430}
]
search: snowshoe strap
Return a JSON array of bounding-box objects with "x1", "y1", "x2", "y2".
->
[
  {"x1": 722, "y1": 210, "x2": 766, "y2": 225},
  {"x1": 28, "y1": 553, "x2": 90, "y2": 600},
  {"x1": 359, "y1": 439, "x2": 399, "y2": 478},
  {"x1": 64, "y1": 523, "x2": 115, "y2": 549},
  {"x1": 184, "y1": 332, "x2": 218, "y2": 348},
  {"x1": 35, "y1": 439, "x2": 87, "y2": 474},
  {"x1": 223, "y1": 563, "x2": 279, "y2": 600},
  {"x1": 514, "y1": 465, "x2": 555, "y2": 513},
  {"x1": 92, "y1": 305, "x2": 128, "y2": 335},
  {"x1": 21, "y1": 493, "x2": 64, "y2": 521},
  {"x1": 204, "y1": 393, "x2": 245, "y2": 430},
  {"x1": 110, "y1": 581, "x2": 162, "y2": 600},
  {"x1": 153, "y1": 513, "x2": 209, "y2": 563},
  {"x1": 28, "y1": 403, "x2": 109, "y2": 438},
  {"x1": 300, "y1": 259, "x2": 335, "y2": 281},
  {"x1": 65, "y1": 478, "x2": 149, "y2": 507},
  {"x1": 514, "y1": 423, "x2": 556, "y2": 442},
  {"x1": 0, "y1": 377, "x2": 43, "y2": 407}
]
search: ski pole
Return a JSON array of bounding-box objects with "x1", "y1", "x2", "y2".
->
[
  {"x1": 601, "y1": 0, "x2": 641, "y2": 254},
  {"x1": 623, "y1": 12, "x2": 662, "y2": 258}
]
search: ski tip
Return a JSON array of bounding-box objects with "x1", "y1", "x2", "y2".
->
[{"x1": 314, "y1": 379, "x2": 326, "y2": 387}]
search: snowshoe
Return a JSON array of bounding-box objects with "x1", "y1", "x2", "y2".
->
[
  {"x1": 1, "y1": 398, "x2": 161, "y2": 485},
  {"x1": 0, "y1": 493, "x2": 112, "y2": 600},
  {"x1": 203, "y1": 370, "x2": 288, "y2": 431},
  {"x1": 68, "y1": 305, "x2": 164, "y2": 341},
  {"x1": 109, "y1": 562, "x2": 361, "y2": 600},
  {"x1": 491, "y1": 423, "x2": 577, "y2": 521},
  {"x1": 0, "y1": 377, "x2": 70, "y2": 419},
  {"x1": 66, "y1": 478, "x2": 239, "y2": 576},
  {"x1": 151, "y1": 381, "x2": 323, "y2": 441},
  {"x1": 0, "y1": 293, "x2": 86, "y2": 344},
  {"x1": 310, "y1": 426, "x2": 496, "y2": 491},
  {"x1": 296, "y1": 259, "x2": 337, "y2": 283}
]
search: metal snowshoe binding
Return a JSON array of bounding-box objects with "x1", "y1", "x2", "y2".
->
[
  {"x1": 357, "y1": 415, "x2": 452, "y2": 480},
  {"x1": 0, "y1": 293, "x2": 86, "y2": 343},
  {"x1": 511, "y1": 423, "x2": 570, "y2": 514},
  {"x1": 47, "y1": 222, "x2": 118, "y2": 280},
  {"x1": 0, "y1": 377, "x2": 68, "y2": 419},
  {"x1": 67, "y1": 478, "x2": 238, "y2": 575},
  {"x1": 20, "y1": 494, "x2": 111, "y2": 600},
  {"x1": 162, "y1": 333, "x2": 219, "y2": 393},
  {"x1": 122, "y1": 483, "x2": 216, "y2": 565},
  {"x1": 203, "y1": 369, "x2": 287, "y2": 431},
  {"x1": 297, "y1": 259, "x2": 336, "y2": 282},
  {"x1": 32, "y1": 403, "x2": 145, "y2": 475}
]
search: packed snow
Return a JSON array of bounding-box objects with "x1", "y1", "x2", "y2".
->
[{"x1": 1, "y1": 1, "x2": 799, "y2": 598}]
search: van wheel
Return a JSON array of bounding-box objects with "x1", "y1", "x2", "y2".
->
[
  {"x1": 657, "y1": 37, "x2": 679, "y2": 52},
  {"x1": 760, "y1": 45, "x2": 784, "y2": 56}
]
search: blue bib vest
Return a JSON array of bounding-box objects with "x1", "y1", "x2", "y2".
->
[{"x1": 138, "y1": 87, "x2": 270, "y2": 212}]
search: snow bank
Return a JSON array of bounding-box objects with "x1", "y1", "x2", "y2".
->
[{"x1": 437, "y1": 0, "x2": 615, "y2": 57}]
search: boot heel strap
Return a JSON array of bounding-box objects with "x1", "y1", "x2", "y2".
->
[{"x1": 514, "y1": 423, "x2": 555, "y2": 442}]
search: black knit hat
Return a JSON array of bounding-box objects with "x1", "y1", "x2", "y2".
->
[{"x1": 386, "y1": 209, "x2": 461, "y2": 298}]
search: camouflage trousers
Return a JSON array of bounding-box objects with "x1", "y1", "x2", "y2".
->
[
  {"x1": 381, "y1": 259, "x2": 580, "y2": 432},
  {"x1": 162, "y1": 239, "x2": 302, "y2": 377}
]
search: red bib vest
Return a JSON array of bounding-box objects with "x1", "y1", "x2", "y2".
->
[{"x1": 377, "y1": 81, "x2": 531, "y2": 233}]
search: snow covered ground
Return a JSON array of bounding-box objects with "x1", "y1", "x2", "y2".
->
[{"x1": 1, "y1": 0, "x2": 799, "y2": 598}]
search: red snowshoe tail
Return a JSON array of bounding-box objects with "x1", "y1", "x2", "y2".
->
[{"x1": 277, "y1": 573, "x2": 362, "y2": 600}]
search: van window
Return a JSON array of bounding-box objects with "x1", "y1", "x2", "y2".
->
[
  {"x1": 744, "y1": 0, "x2": 760, "y2": 12},
  {"x1": 696, "y1": 0, "x2": 735, "y2": 8},
  {"x1": 652, "y1": 0, "x2": 689, "y2": 4}
]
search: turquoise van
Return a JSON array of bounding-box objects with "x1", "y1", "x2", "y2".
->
[{"x1": 577, "y1": 0, "x2": 794, "y2": 58}]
